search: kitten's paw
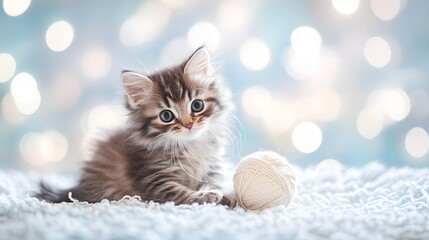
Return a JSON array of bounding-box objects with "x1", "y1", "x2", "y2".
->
[
  {"x1": 220, "y1": 194, "x2": 238, "y2": 208},
  {"x1": 193, "y1": 190, "x2": 223, "y2": 204}
]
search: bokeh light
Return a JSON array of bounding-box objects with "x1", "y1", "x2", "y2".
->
[
  {"x1": 311, "y1": 88, "x2": 342, "y2": 122},
  {"x1": 241, "y1": 86, "x2": 272, "y2": 117},
  {"x1": 405, "y1": 127, "x2": 429, "y2": 158},
  {"x1": 81, "y1": 105, "x2": 127, "y2": 160},
  {"x1": 364, "y1": 36, "x2": 392, "y2": 68},
  {"x1": 1, "y1": 92, "x2": 26, "y2": 124},
  {"x1": 120, "y1": 0, "x2": 170, "y2": 47},
  {"x1": 261, "y1": 100, "x2": 296, "y2": 134},
  {"x1": 371, "y1": 0, "x2": 401, "y2": 21},
  {"x1": 368, "y1": 88, "x2": 410, "y2": 122},
  {"x1": 317, "y1": 159, "x2": 342, "y2": 171},
  {"x1": 239, "y1": 38, "x2": 271, "y2": 71},
  {"x1": 331, "y1": 0, "x2": 359, "y2": 15},
  {"x1": 20, "y1": 131, "x2": 68, "y2": 166},
  {"x1": 217, "y1": 0, "x2": 252, "y2": 32},
  {"x1": 382, "y1": 89, "x2": 410, "y2": 121},
  {"x1": 0, "y1": 53, "x2": 16, "y2": 82},
  {"x1": 290, "y1": 26, "x2": 322, "y2": 57},
  {"x1": 159, "y1": 0, "x2": 190, "y2": 9},
  {"x1": 187, "y1": 22, "x2": 220, "y2": 50},
  {"x1": 3, "y1": 0, "x2": 31, "y2": 17},
  {"x1": 45, "y1": 21, "x2": 74, "y2": 52},
  {"x1": 357, "y1": 107, "x2": 383, "y2": 139},
  {"x1": 10, "y1": 72, "x2": 41, "y2": 115},
  {"x1": 284, "y1": 26, "x2": 322, "y2": 80},
  {"x1": 292, "y1": 122, "x2": 323, "y2": 153},
  {"x1": 85, "y1": 105, "x2": 127, "y2": 131},
  {"x1": 46, "y1": 74, "x2": 82, "y2": 110},
  {"x1": 283, "y1": 47, "x2": 320, "y2": 80},
  {"x1": 80, "y1": 46, "x2": 112, "y2": 80},
  {"x1": 160, "y1": 38, "x2": 189, "y2": 65}
]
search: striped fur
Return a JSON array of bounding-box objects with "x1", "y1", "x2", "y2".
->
[{"x1": 36, "y1": 47, "x2": 237, "y2": 208}]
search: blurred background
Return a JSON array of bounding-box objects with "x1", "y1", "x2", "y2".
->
[{"x1": 0, "y1": 0, "x2": 428, "y2": 174}]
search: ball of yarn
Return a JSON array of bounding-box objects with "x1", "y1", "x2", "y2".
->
[{"x1": 233, "y1": 151, "x2": 296, "y2": 210}]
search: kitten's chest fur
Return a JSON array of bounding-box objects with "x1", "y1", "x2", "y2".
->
[
  {"x1": 171, "y1": 140, "x2": 222, "y2": 184},
  {"x1": 125, "y1": 132, "x2": 225, "y2": 195}
]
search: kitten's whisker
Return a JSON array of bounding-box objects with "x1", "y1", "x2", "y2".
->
[
  {"x1": 136, "y1": 58, "x2": 150, "y2": 76},
  {"x1": 181, "y1": 142, "x2": 201, "y2": 163},
  {"x1": 184, "y1": 147, "x2": 204, "y2": 171},
  {"x1": 174, "y1": 141, "x2": 206, "y2": 183},
  {"x1": 221, "y1": 116, "x2": 245, "y2": 156},
  {"x1": 209, "y1": 122, "x2": 241, "y2": 162}
]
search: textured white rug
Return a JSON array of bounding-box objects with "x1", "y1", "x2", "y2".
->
[{"x1": 1, "y1": 163, "x2": 428, "y2": 240}]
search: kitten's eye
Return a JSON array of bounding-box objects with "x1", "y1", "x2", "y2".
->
[
  {"x1": 159, "y1": 110, "x2": 174, "y2": 123},
  {"x1": 191, "y1": 99, "x2": 204, "y2": 112}
]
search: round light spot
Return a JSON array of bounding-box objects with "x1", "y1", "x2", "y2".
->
[
  {"x1": 364, "y1": 36, "x2": 391, "y2": 68},
  {"x1": 311, "y1": 88, "x2": 342, "y2": 121},
  {"x1": 3, "y1": 0, "x2": 31, "y2": 16},
  {"x1": 0, "y1": 53, "x2": 16, "y2": 83},
  {"x1": 261, "y1": 100, "x2": 295, "y2": 134},
  {"x1": 383, "y1": 89, "x2": 410, "y2": 121},
  {"x1": 239, "y1": 38, "x2": 271, "y2": 71},
  {"x1": 283, "y1": 47, "x2": 320, "y2": 80},
  {"x1": 331, "y1": 0, "x2": 359, "y2": 15},
  {"x1": 2, "y1": 92, "x2": 26, "y2": 123},
  {"x1": 241, "y1": 86, "x2": 272, "y2": 117},
  {"x1": 120, "y1": 1, "x2": 170, "y2": 47},
  {"x1": 405, "y1": 127, "x2": 429, "y2": 158},
  {"x1": 10, "y1": 72, "x2": 41, "y2": 115},
  {"x1": 45, "y1": 21, "x2": 74, "y2": 52},
  {"x1": 368, "y1": 88, "x2": 410, "y2": 122},
  {"x1": 292, "y1": 122, "x2": 323, "y2": 153},
  {"x1": 86, "y1": 105, "x2": 126, "y2": 131},
  {"x1": 317, "y1": 159, "x2": 342, "y2": 171},
  {"x1": 20, "y1": 133, "x2": 46, "y2": 166},
  {"x1": 357, "y1": 107, "x2": 383, "y2": 139},
  {"x1": 217, "y1": 0, "x2": 251, "y2": 31},
  {"x1": 160, "y1": 0, "x2": 190, "y2": 8},
  {"x1": 290, "y1": 26, "x2": 322, "y2": 57},
  {"x1": 46, "y1": 74, "x2": 81, "y2": 110},
  {"x1": 160, "y1": 38, "x2": 190, "y2": 65},
  {"x1": 20, "y1": 131, "x2": 68, "y2": 166},
  {"x1": 187, "y1": 22, "x2": 220, "y2": 50},
  {"x1": 44, "y1": 131, "x2": 68, "y2": 162},
  {"x1": 80, "y1": 105, "x2": 126, "y2": 160},
  {"x1": 80, "y1": 46, "x2": 112, "y2": 80},
  {"x1": 371, "y1": 0, "x2": 401, "y2": 21}
]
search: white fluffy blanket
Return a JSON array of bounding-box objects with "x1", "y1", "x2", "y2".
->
[{"x1": 1, "y1": 163, "x2": 428, "y2": 240}]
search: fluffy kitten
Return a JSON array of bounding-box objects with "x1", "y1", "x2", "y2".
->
[{"x1": 36, "y1": 47, "x2": 237, "y2": 208}]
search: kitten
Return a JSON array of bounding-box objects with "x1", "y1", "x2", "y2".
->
[{"x1": 36, "y1": 47, "x2": 238, "y2": 208}]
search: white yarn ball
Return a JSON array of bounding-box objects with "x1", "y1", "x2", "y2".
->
[{"x1": 233, "y1": 151, "x2": 296, "y2": 210}]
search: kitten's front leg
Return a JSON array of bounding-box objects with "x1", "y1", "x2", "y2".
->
[
  {"x1": 152, "y1": 181, "x2": 223, "y2": 205},
  {"x1": 220, "y1": 193, "x2": 238, "y2": 208},
  {"x1": 206, "y1": 167, "x2": 239, "y2": 208},
  {"x1": 198, "y1": 185, "x2": 238, "y2": 208}
]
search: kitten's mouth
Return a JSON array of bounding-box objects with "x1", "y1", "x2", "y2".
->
[{"x1": 173, "y1": 124, "x2": 205, "y2": 140}]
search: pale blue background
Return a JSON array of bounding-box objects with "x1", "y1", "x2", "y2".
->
[{"x1": 0, "y1": 0, "x2": 428, "y2": 173}]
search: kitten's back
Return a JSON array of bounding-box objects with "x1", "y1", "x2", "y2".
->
[{"x1": 36, "y1": 129, "x2": 136, "y2": 203}]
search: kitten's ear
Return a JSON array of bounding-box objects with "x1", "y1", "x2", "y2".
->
[
  {"x1": 121, "y1": 71, "x2": 153, "y2": 107},
  {"x1": 184, "y1": 47, "x2": 212, "y2": 79}
]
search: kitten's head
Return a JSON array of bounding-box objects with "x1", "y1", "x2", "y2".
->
[{"x1": 122, "y1": 47, "x2": 233, "y2": 147}]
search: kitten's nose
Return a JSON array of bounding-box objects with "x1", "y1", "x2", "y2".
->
[{"x1": 183, "y1": 122, "x2": 193, "y2": 129}]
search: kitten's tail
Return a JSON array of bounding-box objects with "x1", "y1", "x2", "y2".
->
[{"x1": 34, "y1": 182, "x2": 73, "y2": 203}]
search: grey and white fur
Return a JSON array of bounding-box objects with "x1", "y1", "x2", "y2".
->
[{"x1": 36, "y1": 47, "x2": 238, "y2": 208}]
